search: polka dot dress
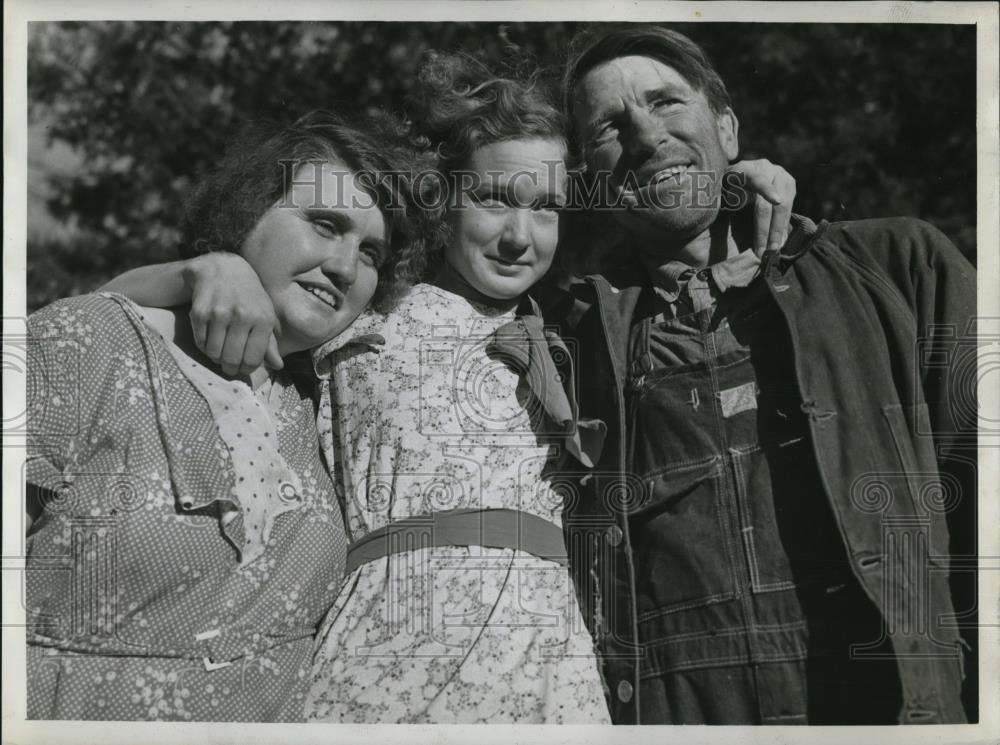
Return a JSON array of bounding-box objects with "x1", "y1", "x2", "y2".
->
[{"x1": 25, "y1": 293, "x2": 348, "y2": 721}]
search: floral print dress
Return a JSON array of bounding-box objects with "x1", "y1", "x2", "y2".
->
[
  {"x1": 25, "y1": 293, "x2": 348, "y2": 721},
  {"x1": 304, "y1": 284, "x2": 610, "y2": 723}
]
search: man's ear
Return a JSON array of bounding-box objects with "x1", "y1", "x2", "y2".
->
[{"x1": 716, "y1": 107, "x2": 739, "y2": 161}]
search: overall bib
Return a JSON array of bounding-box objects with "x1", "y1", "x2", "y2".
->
[{"x1": 624, "y1": 268, "x2": 901, "y2": 724}]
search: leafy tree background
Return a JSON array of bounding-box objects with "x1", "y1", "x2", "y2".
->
[{"x1": 26, "y1": 21, "x2": 977, "y2": 312}]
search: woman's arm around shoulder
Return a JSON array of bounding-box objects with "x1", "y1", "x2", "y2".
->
[{"x1": 100, "y1": 253, "x2": 282, "y2": 375}]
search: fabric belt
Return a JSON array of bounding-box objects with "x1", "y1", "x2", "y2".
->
[{"x1": 345, "y1": 508, "x2": 569, "y2": 575}]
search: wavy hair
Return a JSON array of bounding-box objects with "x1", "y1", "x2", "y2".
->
[
  {"x1": 398, "y1": 52, "x2": 568, "y2": 282},
  {"x1": 180, "y1": 109, "x2": 433, "y2": 311}
]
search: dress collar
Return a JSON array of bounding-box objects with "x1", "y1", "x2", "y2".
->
[{"x1": 310, "y1": 311, "x2": 387, "y2": 380}]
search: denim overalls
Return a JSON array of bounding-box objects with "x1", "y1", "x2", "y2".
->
[{"x1": 624, "y1": 261, "x2": 902, "y2": 723}]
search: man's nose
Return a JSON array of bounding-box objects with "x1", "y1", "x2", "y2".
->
[
  {"x1": 623, "y1": 103, "x2": 663, "y2": 159},
  {"x1": 499, "y1": 208, "x2": 532, "y2": 254},
  {"x1": 323, "y1": 239, "x2": 359, "y2": 288}
]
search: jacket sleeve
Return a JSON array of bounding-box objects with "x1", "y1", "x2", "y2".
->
[
  {"x1": 827, "y1": 217, "x2": 977, "y2": 455},
  {"x1": 819, "y1": 218, "x2": 979, "y2": 715},
  {"x1": 902, "y1": 220, "x2": 977, "y2": 454}
]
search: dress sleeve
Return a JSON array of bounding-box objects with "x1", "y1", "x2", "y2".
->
[
  {"x1": 25, "y1": 293, "x2": 279, "y2": 565},
  {"x1": 26, "y1": 294, "x2": 144, "y2": 492}
]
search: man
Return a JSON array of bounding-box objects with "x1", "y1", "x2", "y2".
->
[{"x1": 559, "y1": 26, "x2": 976, "y2": 725}]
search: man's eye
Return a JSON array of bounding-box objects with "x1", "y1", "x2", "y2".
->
[
  {"x1": 533, "y1": 200, "x2": 563, "y2": 216},
  {"x1": 652, "y1": 98, "x2": 682, "y2": 110},
  {"x1": 591, "y1": 123, "x2": 617, "y2": 145},
  {"x1": 470, "y1": 192, "x2": 506, "y2": 209}
]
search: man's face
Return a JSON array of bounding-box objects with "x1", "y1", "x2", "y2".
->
[{"x1": 573, "y1": 55, "x2": 739, "y2": 245}]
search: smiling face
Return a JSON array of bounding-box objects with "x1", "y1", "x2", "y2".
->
[
  {"x1": 573, "y1": 55, "x2": 739, "y2": 245},
  {"x1": 443, "y1": 138, "x2": 568, "y2": 302},
  {"x1": 239, "y1": 161, "x2": 389, "y2": 355}
]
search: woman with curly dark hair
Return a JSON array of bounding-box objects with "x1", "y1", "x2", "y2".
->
[
  {"x1": 25, "y1": 110, "x2": 425, "y2": 721},
  {"x1": 100, "y1": 109, "x2": 431, "y2": 377}
]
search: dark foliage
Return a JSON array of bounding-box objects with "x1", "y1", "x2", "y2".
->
[{"x1": 27, "y1": 21, "x2": 977, "y2": 311}]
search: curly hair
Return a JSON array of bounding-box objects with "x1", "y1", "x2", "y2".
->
[
  {"x1": 397, "y1": 52, "x2": 568, "y2": 283},
  {"x1": 179, "y1": 109, "x2": 433, "y2": 312}
]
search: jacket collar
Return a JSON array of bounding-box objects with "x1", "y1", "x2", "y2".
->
[
  {"x1": 579, "y1": 214, "x2": 825, "y2": 372},
  {"x1": 773, "y1": 214, "x2": 824, "y2": 268},
  {"x1": 582, "y1": 213, "x2": 823, "y2": 297},
  {"x1": 580, "y1": 273, "x2": 646, "y2": 390}
]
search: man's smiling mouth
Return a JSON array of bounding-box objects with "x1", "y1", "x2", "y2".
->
[
  {"x1": 646, "y1": 163, "x2": 694, "y2": 186},
  {"x1": 615, "y1": 162, "x2": 698, "y2": 203}
]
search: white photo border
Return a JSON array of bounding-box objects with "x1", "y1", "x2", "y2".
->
[{"x1": 4, "y1": 2, "x2": 998, "y2": 744}]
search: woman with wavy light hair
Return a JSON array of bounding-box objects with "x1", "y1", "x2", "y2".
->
[{"x1": 297, "y1": 53, "x2": 611, "y2": 723}]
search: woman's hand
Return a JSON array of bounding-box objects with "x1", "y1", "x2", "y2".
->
[
  {"x1": 99, "y1": 254, "x2": 281, "y2": 376},
  {"x1": 724, "y1": 159, "x2": 797, "y2": 255},
  {"x1": 182, "y1": 253, "x2": 282, "y2": 377}
]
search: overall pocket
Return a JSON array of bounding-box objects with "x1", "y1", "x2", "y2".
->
[
  {"x1": 631, "y1": 456, "x2": 740, "y2": 617},
  {"x1": 729, "y1": 446, "x2": 797, "y2": 593}
]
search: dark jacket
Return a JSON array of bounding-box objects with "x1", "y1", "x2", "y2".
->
[{"x1": 562, "y1": 216, "x2": 977, "y2": 724}]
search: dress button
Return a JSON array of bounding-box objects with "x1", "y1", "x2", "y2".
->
[
  {"x1": 278, "y1": 481, "x2": 300, "y2": 502},
  {"x1": 605, "y1": 525, "x2": 623, "y2": 547},
  {"x1": 696, "y1": 269, "x2": 709, "y2": 281},
  {"x1": 617, "y1": 680, "x2": 634, "y2": 703}
]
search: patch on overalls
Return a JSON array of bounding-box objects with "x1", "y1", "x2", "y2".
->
[{"x1": 720, "y1": 382, "x2": 757, "y2": 418}]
